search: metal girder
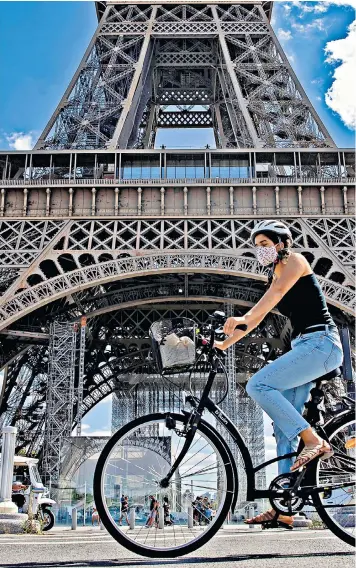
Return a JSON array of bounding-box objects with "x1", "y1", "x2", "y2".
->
[
  {"x1": 0, "y1": 251, "x2": 353, "y2": 333},
  {"x1": 42, "y1": 322, "x2": 77, "y2": 485},
  {"x1": 1, "y1": 268, "x2": 353, "y2": 460},
  {"x1": 35, "y1": 2, "x2": 334, "y2": 150},
  {"x1": 157, "y1": 110, "x2": 213, "y2": 128}
]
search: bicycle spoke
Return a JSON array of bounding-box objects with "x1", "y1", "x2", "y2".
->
[
  {"x1": 95, "y1": 415, "x2": 232, "y2": 554},
  {"x1": 179, "y1": 464, "x2": 219, "y2": 479},
  {"x1": 315, "y1": 416, "x2": 355, "y2": 544}
]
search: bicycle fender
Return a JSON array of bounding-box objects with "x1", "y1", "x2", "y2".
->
[{"x1": 324, "y1": 409, "x2": 355, "y2": 431}]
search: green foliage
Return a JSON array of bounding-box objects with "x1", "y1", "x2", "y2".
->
[
  {"x1": 71, "y1": 489, "x2": 83, "y2": 502},
  {"x1": 86, "y1": 493, "x2": 93, "y2": 505},
  {"x1": 309, "y1": 518, "x2": 326, "y2": 529},
  {"x1": 22, "y1": 519, "x2": 42, "y2": 534}
]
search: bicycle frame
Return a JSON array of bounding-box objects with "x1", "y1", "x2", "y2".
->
[
  {"x1": 162, "y1": 358, "x2": 354, "y2": 509},
  {"x1": 204, "y1": 395, "x2": 297, "y2": 502},
  {"x1": 159, "y1": 315, "x2": 355, "y2": 512},
  {"x1": 161, "y1": 355, "x2": 299, "y2": 503}
]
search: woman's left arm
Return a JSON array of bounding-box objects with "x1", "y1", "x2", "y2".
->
[
  {"x1": 243, "y1": 254, "x2": 306, "y2": 325},
  {"x1": 216, "y1": 254, "x2": 307, "y2": 349}
]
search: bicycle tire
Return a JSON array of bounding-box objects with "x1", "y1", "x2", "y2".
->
[
  {"x1": 311, "y1": 410, "x2": 355, "y2": 547},
  {"x1": 94, "y1": 412, "x2": 234, "y2": 558}
]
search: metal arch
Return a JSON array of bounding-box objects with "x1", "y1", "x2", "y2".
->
[
  {"x1": 0, "y1": 252, "x2": 353, "y2": 331},
  {"x1": 0, "y1": 287, "x2": 289, "y2": 457},
  {"x1": 2, "y1": 294, "x2": 352, "y2": 458},
  {"x1": 60, "y1": 433, "x2": 171, "y2": 482},
  {"x1": 40, "y1": 279, "x2": 268, "y2": 322}
]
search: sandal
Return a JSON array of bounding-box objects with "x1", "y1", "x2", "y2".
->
[
  {"x1": 290, "y1": 439, "x2": 334, "y2": 472},
  {"x1": 244, "y1": 509, "x2": 293, "y2": 527}
]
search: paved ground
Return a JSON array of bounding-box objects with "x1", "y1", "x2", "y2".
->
[{"x1": 0, "y1": 525, "x2": 354, "y2": 568}]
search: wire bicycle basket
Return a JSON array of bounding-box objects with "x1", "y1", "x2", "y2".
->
[{"x1": 149, "y1": 318, "x2": 197, "y2": 375}]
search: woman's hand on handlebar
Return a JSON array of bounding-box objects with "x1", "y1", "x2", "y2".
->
[
  {"x1": 214, "y1": 328, "x2": 246, "y2": 351},
  {"x1": 223, "y1": 316, "x2": 247, "y2": 336}
]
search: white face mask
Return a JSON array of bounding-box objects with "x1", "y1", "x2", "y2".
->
[{"x1": 256, "y1": 245, "x2": 278, "y2": 266}]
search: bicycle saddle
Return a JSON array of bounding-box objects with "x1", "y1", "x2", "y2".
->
[{"x1": 316, "y1": 367, "x2": 341, "y2": 383}]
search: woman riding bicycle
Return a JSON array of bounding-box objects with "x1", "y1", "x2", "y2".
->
[{"x1": 214, "y1": 220, "x2": 344, "y2": 526}]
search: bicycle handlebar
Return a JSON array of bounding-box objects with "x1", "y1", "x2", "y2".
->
[{"x1": 209, "y1": 310, "x2": 248, "y2": 333}]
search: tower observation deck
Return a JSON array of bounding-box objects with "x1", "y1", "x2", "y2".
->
[{"x1": 0, "y1": 1, "x2": 354, "y2": 503}]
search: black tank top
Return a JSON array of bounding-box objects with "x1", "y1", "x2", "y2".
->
[{"x1": 269, "y1": 273, "x2": 335, "y2": 339}]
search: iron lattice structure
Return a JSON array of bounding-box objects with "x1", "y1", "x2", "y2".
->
[
  {"x1": 35, "y1": 1, "x2": 333, "y2": 150},
  {"x1": 0, "y1": 1, "x2": 354, "y2": 496},
  {"x1": 42, "y1": 322, "x2": 77, "y2": 484}
]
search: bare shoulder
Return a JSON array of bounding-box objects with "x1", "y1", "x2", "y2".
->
[{"x1": 290, "y1": 252, "x2": 312, "y2": 274}]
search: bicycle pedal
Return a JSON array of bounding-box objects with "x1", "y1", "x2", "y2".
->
[
  {"x1": 277, "y1": 521, "x2": 293, "y2": 530},
  {"x1": 261, "y1": 520, "x2": 293, "y2": 531},
  {"x1": 261, "y1": 520, "x2": 278, "y2": 530}
]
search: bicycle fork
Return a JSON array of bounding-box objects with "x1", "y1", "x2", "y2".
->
[{"x1": 159, "y1": 410, "x2": 201, "y2": 489}]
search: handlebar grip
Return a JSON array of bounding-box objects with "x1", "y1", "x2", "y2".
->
[{"x1": 236, "y1": 324, "x2": 248, "y2": 331}]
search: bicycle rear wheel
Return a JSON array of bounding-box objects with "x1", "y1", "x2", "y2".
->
[
  {"x1": 312, "y1": 410, "x2": 355, "y2": 547},
  {"x1": 94, "y1": 412, "x2": 234, "y2": 558}
]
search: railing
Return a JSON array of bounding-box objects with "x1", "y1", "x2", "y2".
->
[
  {"x1": 0, "y1": 206, "x2": 346, "y2": 217},
  {"x1": 1, "y1": 176, "x2": 354, "y2": 187}
]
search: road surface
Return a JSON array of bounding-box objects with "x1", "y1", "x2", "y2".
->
[{"x1": 0, "y1": 525, "x2": 354, "y2": 568}]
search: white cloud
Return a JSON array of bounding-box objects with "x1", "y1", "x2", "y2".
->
[
  {"x1": 72, "y1": 422, "x2": 111, "y2": 437},
  {"x1": 278, "y1": 28, "x2": 293, "y2": 41},
  {"x1": 86, "y1": 429, "x2": 111, "y2": 437},
  {"x1": 291, "y1": 18, "x2": 326, "y2": 33},
  {"x1": 300, "y1": 2, "x2": 328, "y2": 13},
  {"x1": 284, "y1": 0, "x2": 356, "y2": 13},
  {"x1": 6, "y1": 131, "x2": 36, "y2": 150},
  {"x1": 323, "y1": 0, "x2": 356, "y2": 7},
  {"x1": 286, "y1": 52, "x2": 295, "y2": 63},
  {"x1": 325, "y1": 20, "x2": 356, "y2": 129}
]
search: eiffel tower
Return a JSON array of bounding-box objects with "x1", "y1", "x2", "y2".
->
[
  {"x1": 35, "y1": 1, "x2": 333, "y2": 150},
  {"x1": 0, "y1": 1, "x2": 354, "y2": 502}
]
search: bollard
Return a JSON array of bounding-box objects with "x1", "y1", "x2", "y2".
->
[
  {"x1": 0, "y1": 426, "x2": 18, "y2": 514},
  {"x1": 129, "y1": 507, "x2": 135, "y2": 530},
  {"x1": 100, "y1": 520, "x2": 104, "y2": 530},
  {"x1": 187, "y1": 507, "x2": 193, "y2": 529},
  {"x1": 158, "y1": 506, "x2": 164, "y2": 529},
  {"x1": 248, "y1": 505, "x2": 255, "y2": 529},
  {"x1": 27, "y1": 491, "x2": 34, "y2": 521},
  {"x1": 71, "y1": 508, "x2": 77, "y2": 530}
]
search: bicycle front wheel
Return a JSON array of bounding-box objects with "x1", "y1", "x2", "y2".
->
[
  {"x1": 312, "y1": 410, "x2": 356, "y2": 547},
  {"x1": 94, "y1": 412, "x2": 234, "y2": 558}
]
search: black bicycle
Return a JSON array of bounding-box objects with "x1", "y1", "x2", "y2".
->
[{"x1": 94, "y1": 312, "x2": 355, "y2": 557}]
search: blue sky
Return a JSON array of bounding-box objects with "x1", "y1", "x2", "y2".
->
[{"x1": 0, "y1": 0, "x2": 355, "y2": 150}]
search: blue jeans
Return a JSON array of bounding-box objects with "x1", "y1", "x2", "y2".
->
[{"x1": 246, "y1": 327, "x2": 344, "y2": 475}]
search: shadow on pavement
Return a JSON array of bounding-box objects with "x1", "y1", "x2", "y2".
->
[{"x1": 1, "y1": 551, "x2": 354, "y2": 567}]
